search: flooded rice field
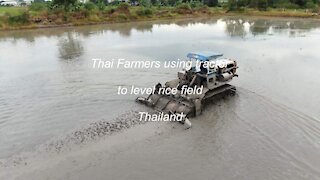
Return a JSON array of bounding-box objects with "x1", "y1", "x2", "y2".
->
[{"x1": 0, "y1": 17, "x2": 320, "y2": 179}]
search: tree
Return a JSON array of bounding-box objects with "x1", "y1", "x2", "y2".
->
[
  {"x1": 130, "y1": 0, "x2": 139, "y2": 5},
  {"x1": 290, "y1": 0, "x2": 308, "y2": 6},
  {"x1": 150, "y1": 0, "x2": 159, "y2": 5},
  {"x1": 228, "y1": 0, "x2": 247, "y2": 10},
  {"x1": 267, "y1": 0, "x2": 275, "y2": 7},
  {"x1": 257, "y1": 0, "x2": 268, "y2": 10},
  {"x1": 52, "y1": 0, "x2": 77, "y2": 10},
  {"x1": 167, "y1": 0, "x2": 177, "y2": 6},
  {"x1": 204, "y1": 0, "x2": 218, "y2": 7},
  {"x1": 228, "y1": 0, "x2": 237, "y2": 10},
  {"x1": 159, "y1": 0, "x2": 168, "y2": 6},
  {"x1": 139, "y1": 0, "x2": 151, "y2": 6}
]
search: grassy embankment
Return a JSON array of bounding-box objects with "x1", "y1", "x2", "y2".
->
[{"x1": 0, "y1": 3, "x2": 319, "y2": 30}]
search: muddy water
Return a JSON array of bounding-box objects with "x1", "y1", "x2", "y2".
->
[{"x1": 0, "y1": 17, "x2": 320, "y2": 178}]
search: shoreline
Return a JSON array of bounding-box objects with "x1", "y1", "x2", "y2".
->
[{"x1": 1, "y1": 10, "x2": 319, "y2": 31}]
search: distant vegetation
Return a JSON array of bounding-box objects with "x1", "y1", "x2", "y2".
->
[
  {"x1": 227, "y1": 0, "x2": 319, "y2": 12},
  {"x1": 0, "y1": 0, "x2": 319, "y2": 30}
]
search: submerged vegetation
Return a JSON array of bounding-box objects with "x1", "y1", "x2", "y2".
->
[{"x1": 0, "y1": 0, "x2": 319, "y2": 30}]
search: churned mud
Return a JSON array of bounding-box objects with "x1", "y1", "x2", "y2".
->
[{"x1": 0, "y1": 110, "x2": 153, "y2": 168}]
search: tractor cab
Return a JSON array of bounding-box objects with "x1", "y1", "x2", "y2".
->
[
  {"x1": 179, "y1": 52, "x2": 237, "y2": 90},
  {"x1": 186, "y1": 52, "x2": 223, "y2": 74}
]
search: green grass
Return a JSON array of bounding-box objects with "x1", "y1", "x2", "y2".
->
[
  {"x1": 0, "y1": 6, "x2": 27, "y2": 16},
  {"x1": 230, "y1": 8, "x2": 318, "y2": 18}
]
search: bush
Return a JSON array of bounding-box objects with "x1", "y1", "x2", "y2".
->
[
  {"x1": 117, "y1": 2, "x2": 130, "y2": 11},
  {"x1": 136, "y1": 7, "x2": 153, "y2": 16},
  {"x1": 167, "y1": 0, "x2": 178, "y2": 6},
  {"x1": 139, "y1": 0, "x2": 151, "y2": 7},
  {"x1": 274, "y1": 2, "x2": 299, "y2": 9},
  {"x1": 227, "y1": 0, "x2": 237, "y2": 11},
  {"x1": 97, "y1": 1, "x2": 106, "y2": 11},
  {"x1": 52, "y1": 0, "x2": 77, "y2": 11},
  {"x1": 109, "y1": 0, "x2": 121, "y2": 6},
  {"x1": 190, "y1": 1, "x2": 203, "y2": 8},
  {"x1": 88, "y1": 14, "x2": 100, "y2": 21},
  {"x1": 49, "y1": 5, "x2": 65, "y2": 14},
  {"x1": 29, "y1": 2, "x2": 47, "y2": 11},
  {"x1": 195, "y1": 5, "x2": 210, "y2": 13},
  {"x1": 311, "y1": 7, "x2": 320, "y2": 14},
  {"x1": 84, "y1": 2, "x2": 97, "y2": 11},
  {"x1": 71, "y1": 2, "x2": 85, "y2": 11},
  {"x1": 0, "y1": 17, "x2": 6, "y2": 28},
  {"x1": 311, "y1": 6, "x2": 319, "y2": 13},
  {"x1": 305, "y1": 2, "x2": 317, "y2": 9},
  {"x1": 63, "y1": 13, "x2": 70, "y2": 22},
  {"x1": 175, "y1": 3, "x2": 192, "y2": 14},
  {"x1": 116, "y1": 3, "x2": 130, "y2": 13},
  {"x1": 116, "y1": 13, "x2": 128, "y2": 20},
  {"x1": 177, "y1": 3, "x2": 191, "y2": 10},
  {"x1": 8, "y1": 12, "x2": 30, "y2": 25},
  {"x1": 257, "y1": 0, "x2": 267, "y2": 11},
  {"x1": 204, "y1": 0, "x2": 218, "y2": 7},
  {"x1": 227, "y1": 0, "x2": 248, "y2": 11},
  {"x1": 144, "y1": 8, "x2": 153, "y2": 15},
  {"x1": 105, "y1": 7, "x2": 116, "y2": 14}
]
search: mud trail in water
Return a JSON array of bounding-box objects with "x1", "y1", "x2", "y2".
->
[
  {"x1": 0, "y1": 110, "x2": 152, "y2": 168},
  {"x1": 1, "y1": 88, "x2": 319, "y2": 180}
]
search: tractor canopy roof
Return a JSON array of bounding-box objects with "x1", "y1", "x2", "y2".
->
[{"x1": 187, "y1": 52, "x2": 223, "y2": 61}]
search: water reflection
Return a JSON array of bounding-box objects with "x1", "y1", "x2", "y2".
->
[
  {"x1": 108, "y1": 22, "x2": 154, "y2": 37},
  {"x1": 249, "y1": 19, "x2": 271, "y2": 36},
  {"x1": 0, "y1": 17, "x2": 319, "y2": 42},
  {"x1": 224, "y1": 18, "x2": 247, "y2": 38},
  {"x1": 58, "y1": 32, "x2": 84, "y2": 60}
]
